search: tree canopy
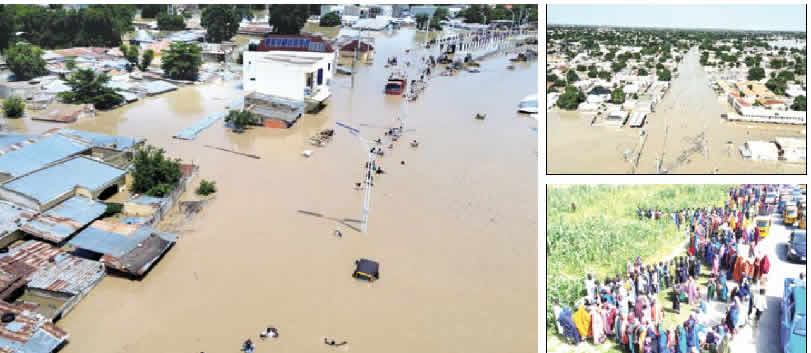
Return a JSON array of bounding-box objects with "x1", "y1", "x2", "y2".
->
[
  {"x1": 201, "y1": 5, "x2": 241, "y2": 43},
  {"x1": 610, "y1": 88, "x2": 625, "y2": 104},
  {"x1": 790, "y1": 95, "x2": 806, "y2": 111},
  {"x1": 140, "y1": 4, "x2": 166, "y2": 19},
  {"x1": 269, "y1": 5, "x2": 308, "y2": 35},
  {"x1": 319, "y1": 11, "x2": 341, "y2": 27},
  {"x1": 747, "y1": 67, "x2": 765, "y2": 81},
  {"x1": 58, "y1": 68, "x2": 124, "y2": 110},
  {"x1": 6, "y1": 43, "x2": 47, "y2": 80},
  {"x1": 0, "y1": 5, "x2": 13, "y2": 53},
  {"x1": 2, "y1": 96, "x2": 25, "y2": 118},
  {"x1": 131, "y1": 145, "x2": 183, "y2": 197},
  {"x1": 157, "y1": 13, "x2": 186, "y2": 31},
  {"x1": 557, "y1": 86, "x2": 585, "y2": 110},
  {"x1": 2, "y1": 5, "x2": 134, "y2": 49},
  {"x1": 656, "y1": 68, "x2": 671, "y2": 82},
  {"x1": 161, "y1": 41, "x2": 201, "y2": 81}
]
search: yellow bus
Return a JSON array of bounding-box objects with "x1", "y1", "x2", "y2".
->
[{"x1": 784, "y1": 206, "x2": 798, "y2": 226}]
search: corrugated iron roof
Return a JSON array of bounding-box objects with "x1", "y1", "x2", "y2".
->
[
  {"x1": 56, "y1": 129, "x2": 142, "y2": 151},
  {"x1": 0, "y1": 201, "x2": 32, "y2": 238},
  {"x1": 21, "y1": 196, "x2": 106, "y2": 243},
  {"x1": 0, "y1": 300, "x2": 68, "y2": 353},
  {"x1": 126, "y1": 195, "x2": 168, "y2": 207},
  {"x1": 68, "y1": 221, "x2": 177, "y2": 276},
  {"x1": 27, "y1": 248, "x2": 105, "y2": 296},
  {"x1": 3, "y1": 156, "x2": 126, "y2": 206},
  {"x1": 0, "y1": 134, "x2": 37, "y2": 152},
  {"x1": 0, "y1": 134, "x2": 89, "y2": 178},
  {"x1": 135, "y1": 81, "x2": 177, "y2": 95}
]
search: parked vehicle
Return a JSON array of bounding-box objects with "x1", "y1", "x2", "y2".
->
[
  {"x1": 786, "y1": 230, "x2": 806, "y2": 263},
  {"x1": 352, "y1": 259, "x2": 380, "y2": 282},
  {"x1": 781, "y1": 277, "x2": 806, "y2": 353},
  {"x1": 756, "y1": 216, "x2": 772, "y2": 238},
  {"x1": 785, "y1": 206, "x2": 799, "y2": 226},
  {"x1": 385, "y1": 72, "x2": 407, "y2": 95}
]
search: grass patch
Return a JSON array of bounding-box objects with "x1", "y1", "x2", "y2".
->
[{"x1": 546, "y1": 185, "x2": 731, "y2": 331}]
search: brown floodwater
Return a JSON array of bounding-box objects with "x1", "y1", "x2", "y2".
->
[
  {"x1": 547, "y1": 46, "x2": 806, "y2": 174},
  {"x1": 7, "y1": 28, "x2": 538, "y2": 353}
]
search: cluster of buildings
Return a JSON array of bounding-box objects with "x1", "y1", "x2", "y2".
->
[
  {"x1": 547, "y1": 41, "x2": 681, "y2": 128},
  {"x1": 0, "y1": 128, "x2": 193, "y2": 351}
]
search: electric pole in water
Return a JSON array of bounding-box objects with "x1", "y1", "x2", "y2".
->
[{"x1": 351, "y1": 29, "x2": 361, "y2": 88}]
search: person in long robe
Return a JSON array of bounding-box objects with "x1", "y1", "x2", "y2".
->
[
  {"x1": 637, "y1": 321, "x2": 648, "y2": 353},
  {"x1": 717, "y1": 332, "x2": 731, "y2": 353},
  {"x1": 685, "y1": 319, "x2": 697, "y2": 351},
  {"x1": 687, "y1": 278, "x2": 698, "y2": 305},
  {"x1": 643, "y1": 330, "x2": 654, "y2": 353},
  {"x1": 628, "y1": 319, "x2": 638, "y2": 353},
  {"x1": 657, "y1": 323, "x2": 669, "y2": 353},
  {"x1": 615, "y1": 313, "x2": 624, "y2": 343},
  {"x1": 573, "y1": 304, "x2": 592, "y2": 339},
  {"x1": 707, "y1": 277, "x2": 717, "y2": 301},
  {"x1": 591, "y1": 305, "x2": 606, "y2": 344},
  {"x1": 676, "y1": 325, "x2": 687, "y2": 353},
  {"x1": 672, "y1": 286, "x2": 681, "y2": 313},
  {"x1": 619, "y1": 294, "x2": 629, "y2": 318}
]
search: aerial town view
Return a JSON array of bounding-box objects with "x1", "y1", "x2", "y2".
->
[
  {"x1": 546, "y1": 5, "x2": 807, "y2": 174},
  {"x1": 0, "y1": 4, "x2": 538, "y2": 353},
  {"x1": 548, "y1": 184, "x2": 807, "y2": 353}
]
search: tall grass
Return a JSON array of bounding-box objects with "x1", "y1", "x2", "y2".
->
[{"x1": 545, "y1": 185, "x2": 731, "y2": 330}]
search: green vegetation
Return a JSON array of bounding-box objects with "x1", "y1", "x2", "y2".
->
[
  {"x1": 556, "y1": 86, "x2": 585, "y2": 110},
  {"x1": 610, "y1": 88, "x2": 625, "y2": 104},
  {"x1": 597, "y1": 71, "x2": 611, "y2": 81},
  {"x1": 161, "y1": 42, "x2": 201, "y2": 81},
  {"x1": 139, "y1": 49, "x2": 154, "y2": 71},
  {"x1": 2, "y1": 96, "x2": 25, "y2": 118},
  {"x1": 791, "y1": 95, "x2": 806, "y2": 111},
  {"x1": 268, "y1": 4, "x2": 308, "y2": 35},
  {"x1": 546, "y1": 185, "x2": 731, "y2": 331},
  {"x1": 0, "y1": 5, "x2": 13, "y2": 53},
  {"x1": 415, "y1": 14, "x2": 429, "y2": 31},
  {"x1": 131, "y1": 145, "x2": 182, "y2": 198},
  {"x1": 6, "y1": 43, "x2": 47, "y2": 80},
  {"x1": 2, "y1": 5, "x2": 134, "y2": 48},
  {"x1": 139, "y1": 4, "x2": 166, "y2": 19},
  {"x1": 657, "y1": 68, "x2": 671, "y2": 81},
  {"x1": 225, "y1": 109, "x2": 259, "y2": 131},
  {"x1": 120, "y1": 43, "x2": 139, "y2": 71},
  {"x1": 765, "y1": 78, "x2": 787, "y2": 96},
  {"x1": 59, "y1": 68, "x2": 124, "y2": 110},
  {"x1": 319, "y1": 11, "x2": 341, "y2": 27},
  {"x1": 103, "y1": 202, "x2": 123, "y2": 217},
  {"x1": 201, "y1": 5, "x2": 241, "y2": 43},
  {"x1": 458, "y1": 4, "x2": 537, "y2": 24},
  {"x1": 566, "y1": 70, "x2": 578, "y2": 83},
  {"x1": 157, "y1": 13, "x2": 186, "y2": 31},
  {"x1": 64, "y1": 57, "x2": 76, "y2": 71},
  {"x1": 196, "y1": 179, "x2": 217, "y2": 196},
  {"x1": 637, "y1": 68, "x2": 648, "y2": 76},
  {"x1": 429, "y1": 7, "x2": 449, "y2": 30},
  {"x1": 587, "y1": 70, "x2": 597, "y2": 78},
  {"x1": 747, "y1": 67, "x2": 765, "y2": 81}
]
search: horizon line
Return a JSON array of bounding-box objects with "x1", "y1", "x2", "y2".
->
[{"x1": 546, "y1": 23, "x2": 807, "y2": 34}]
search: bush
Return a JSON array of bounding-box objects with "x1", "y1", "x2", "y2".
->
[
  {"x1": 161, "y1": 42, "x2": 202, "y2": 81},
  {"x1": 319, "y1": 11, "x2": 341, "y2": 27},
  {"x1": 225, "y1": 109, "x2": 258, "y2": 131},
  {"x1": 140, "y1": 4, "x2": 167, "y2": 18},
  {"x1": 157, "y1": 13, "x2": 186, "y2": 31},
  {"x1": 103, "y1": 203, "x2": 123, "y2": 217},
  {"x1": 6, "y1": 43, "x2": 47, "y2": 81},
  {"x1": 59, "y1": 69, "x2": 124, "y2": 110},
  {"x1": 131, "y1": 145, "x2": 183, "y2": 197},
  {"x1": 196, "y1": 179, "x2": 217, "y2": 196},
  {"x1": 2, "y1": 96, "x2": 25, "y2": 118}
]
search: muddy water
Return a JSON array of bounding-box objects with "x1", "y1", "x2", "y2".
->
[
  {"x1": 12, "y1": 29, "x2": 538, "y2": 353},
  {"x1": 547, "y1": 46, "x2": 806, "y2": 174}
]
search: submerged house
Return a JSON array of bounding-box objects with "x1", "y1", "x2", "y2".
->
[
  {"x1": 0, "y1": 240, "x2": 105, "y2": 321},
  {"x1": 243, "y1": 35, "x2": 336, "y2": 111},
  {"x1": 244, "y1": 92, "x2": 306, "y2": 128},
  {"x1": 20, "y1": 196, "x2": 106, "y2": 245},
  {"x1": 68, "y1": 220, "x2": 177, "y2": 277},
  {"x1": 0, "y1": 300, "x2": 69, "y2": 353}
]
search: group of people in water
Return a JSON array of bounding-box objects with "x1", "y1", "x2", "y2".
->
[
  {"x1": 553, "y1": 185, "x2": 805, "y2": 353},
  {"x1": 237, "y1": 327, "x2": 348, "y2": 352}
]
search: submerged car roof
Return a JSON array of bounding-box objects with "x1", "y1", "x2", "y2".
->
[{"x1": 357, "y1": 258, "x2": 379, "y2": 273}]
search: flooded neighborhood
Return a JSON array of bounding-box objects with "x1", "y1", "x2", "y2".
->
[
  {"x1": 547, "y1": 5, "x2": 806, "y2": 174},
  {"x1": 0, "y1": 4, "x2": 538, "y2": 353}
]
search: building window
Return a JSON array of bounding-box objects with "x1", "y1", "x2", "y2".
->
[{"x1": 328, "y1": 63, "x2": 331, "y2": 71}]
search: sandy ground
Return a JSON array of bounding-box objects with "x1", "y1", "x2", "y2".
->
[
  {"x1": 4, "y1": 28, "x2": 538, "y2": 353},
  {"x1": 547, "y1": 47, "x2": 805, "y2": 174}
]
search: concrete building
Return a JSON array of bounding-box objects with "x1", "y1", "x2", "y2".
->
[
  {"x1": 243, "y1": 35, "x2": 336, "y2": 105},
  {"x1": 740, "y1": 141, "x2": 779, "y2": 161}
]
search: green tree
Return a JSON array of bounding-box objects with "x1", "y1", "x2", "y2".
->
[
  {"x1": 610, "y1": 88, "x2": 625, "y2": 104},
  {"x1": 196, "y1": 179, "x2": 217, "y2": 196},
  {"x1": 638, "y1": 68, "x2": 648, "y2": 76},
  {"x1": 58, "y1": 68, "x2": 124, "y2": 110},
  {"x1": 268, "y1": 4, "x2": 308, "y2": 35},
  {"x1": 587, "y1": 70, "x2": 597, "y2": 78},
  {"x1": 790, "y1": 95, "x2": 806, "y2": 111},
  {"x1": 597, "y1": 71, "x2": 611, "y2": 81},
  {"x1": 765, "y1": 78, "x2": 787, "y2": 95},
  {"x1": 157, "y1": 13, "x2": 186, "y2": 31},
  {"x1": 747, "y1": 67, "x2": 765, "y2": 81},
  {"x1": 319, "y1": 11, "x2": 341, "y2": 27},
  {"x1": 225, "y1": 109, "x2": 259, "y2": 131},
  {"x1": 131, "y1": 145, "x2": 183, "y2": 197},
  {"x1": 140, "y1": 4, "x2": 167, "y2": 19},
  {"x1": 235, "y1": 5, "x2": 253, "y2": 21},
  {"x1": 430, "y1": 7, "x2": 449, "y2": 30},
  {"x1": 64, "y1": 57, "x2": 77, "y2": 71},
  {"x1": 769, "y1": 58, "x2": 785, "y2": 69},
  {"x1": 415, "y1": 14, "x2": 429, "y2": 30},
  {"x1": 546, "y1": 73, "x2": 558, "y2": 82},
  {"x1": 556, "y1": 85, "x2": 585, "y2": 110},
  {"x1": 459, "y1": 4, "x2": 485, "y2": 24},
  {"x1": 611, "y1": 61, "x2": 626, "y2": 72},
  {"x1": 566, "y1": 70, "x2": 579, "y2": 83},
  {"x1": 2, "y1": 96, "x2": 25, "y2": 118},
  {"x1": 576, "y1": 64, "x2": 586, "y2": 72},
  {"x1": 201, "y1": 5, "x2": 241, "y2": 43},
  {"x1": 777, "y1": 70, "x2": 795, "y2": 82},
  {"x1": 0, "y1": 5, "x2": 13, "y2": 53},
  {"x1": 657, "y1": 68, "x2": 671, "y2": 81},
  {"x1": 120, "y1": 43, "x2": 139, "y2": 70},
  {"x1": 161, "y1": 41, "x2": 201, "y2": 81},
  {"x1": 6, "y1": 43, "x2": 47, "y2": 80},
  {"x1": 138, "y1": 49, "x2": 154, "y2": 71}
]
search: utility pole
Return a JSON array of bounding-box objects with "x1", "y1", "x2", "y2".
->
[
  {"x1": 351, "y1": 28, "x2": 361, "y2": 88},
  {"x1": 336, "y1": 121, "x2": 375, "y2": 233}
]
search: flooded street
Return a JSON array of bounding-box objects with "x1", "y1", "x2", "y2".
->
[
  {"x1": 8, "y1": 28, "x2": 538, "y2": 353},
  {"x1": 547, "y1": 47, "x2": 805, "y2": 174}
]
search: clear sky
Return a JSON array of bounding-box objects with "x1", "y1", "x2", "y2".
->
[{"x1": 547, "y1": 4, "x2": 806, "y2": 32}]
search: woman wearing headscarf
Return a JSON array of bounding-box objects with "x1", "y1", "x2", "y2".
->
[
  {"x1": 675, "y1": 324, "x2": 687, "y2": 353},
  {"x1": 616, "y1": 312, "x2": 625, "y2": 343},
  {"x1": 628, "y1": 317, "x2": 638, "y2": 353},
  {"x1": 717, "y1": 329, "x2": 731, "y2": 353},
  {"x1": 657, "y1": 323, "x2": 670, "y2": 353},
  {"x1": 573, "y1": 303, "x2": 592, "y2": 339},
  {"x1": 637, "y1": 319, "x2": 648, "y2": 353},
  {"x1": 672, "y1": 284, "x2": 681, "y2": 314},
  {"x1": 685, "y1": 317, "x2": 698, "y2": 352},
  {"x1": 591, "y1": 304, "x2": 606, "y2": 344}
]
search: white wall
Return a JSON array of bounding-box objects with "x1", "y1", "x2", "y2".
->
[{"x1": 244, "y1": 50, "x2": 336, "y2": 102}]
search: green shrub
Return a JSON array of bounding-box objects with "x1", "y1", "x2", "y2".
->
[
  {"x1": 2, "y1": 96, "x2": 25, "y2": 118},
  {"x1": 196, "y1": 179, "x2": 217, "y2": 196},
  {"x1": 103, "y1": 203, "x2": 123, "y2": 217}
]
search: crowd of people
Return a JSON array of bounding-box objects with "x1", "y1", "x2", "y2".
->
[{"x1": 552, "y1": 185, "x2": 806, "y2": 353}]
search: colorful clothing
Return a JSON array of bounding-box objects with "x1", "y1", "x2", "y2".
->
[{"x1": 573, "y1": 305, "x2": 592, "y2": 338}]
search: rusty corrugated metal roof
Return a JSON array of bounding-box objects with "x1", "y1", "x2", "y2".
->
[{"x1": 0, "y1": 300, "x2": 68, "y2": 352}]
